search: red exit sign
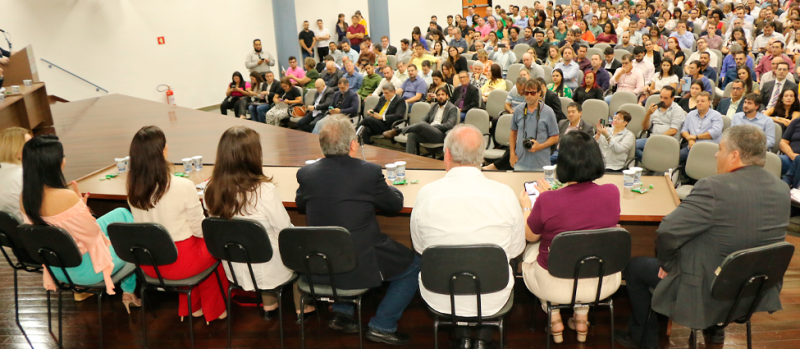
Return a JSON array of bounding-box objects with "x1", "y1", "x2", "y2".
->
[{"x1": 157, "y1": 36, "x2": 165, "y2": 45}]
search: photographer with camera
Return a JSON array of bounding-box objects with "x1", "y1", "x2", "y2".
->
[
  {"x1": 509, "y1": 79, "x2": 560, "y2": 171},
  {"x1": 595, "y1": 110, "x2": 635, "y2": 172}
]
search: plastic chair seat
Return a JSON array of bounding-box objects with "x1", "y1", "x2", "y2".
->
[
  {"x1": 427, "y1": 290, "x2": 514, "y2": 319},
  {"x1": 73, "y1": 263, "x2": 137, "y2": 289},
  {"x1": 675, "y1": 185, "x2": 693, "y2": 200},
  {"x1": 394, "y1": 134, "x2": 408, "y2": 143},
  {"x1": 420, "y1": 143, "x2": 444, "y2": 149},
  {"x1": 141, "y1": 261, "x2": 220, "y2": 287},
  {"x1": 297, "y1": 278, "x2": 368, "y2": 297},
  {"x1": 484, "y1": 149, "x2": 506, "y2": 160}
]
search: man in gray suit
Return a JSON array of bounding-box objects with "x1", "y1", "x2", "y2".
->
[
  {"x1": 395, "y1": 87, "x2": 458, "y2": 154},
  {"x1": 759, "y1": 61, "x2": 798, "y2": 110},
  {"x1": 616, "y1": 125, "x2": 789, "y2": 349},
  {"x1": 297, "y1": 79, "x2": 336, "y2": 133}
]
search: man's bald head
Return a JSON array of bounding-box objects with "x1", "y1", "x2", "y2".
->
[{"x1": 443, "y1": 124, "x2": 486, "y2": 169}]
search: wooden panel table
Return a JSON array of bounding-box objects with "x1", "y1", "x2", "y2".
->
[
  {"x1": 76, "y1": 164, "x2": 680, "y2": 255},
  {"x1": 0, "y1": 82, "x2": 54, "y2": 134}
]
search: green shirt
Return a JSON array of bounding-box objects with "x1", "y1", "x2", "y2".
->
[
  {"x1": 358, "y1": 73, "x2": 382, "y2": 98},
  {"x1": 304, "y1": 69, "x2": 319, "y2": 90}
]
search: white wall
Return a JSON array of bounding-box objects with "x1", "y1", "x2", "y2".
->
[
  {"x1": 0, "y1": 0, "x2": 277, "y2": 109},
  {"x1": 294, "y1": 0, "x2": 369, "y2": 48},
  {"x1": 387, "y1": 0, "x2": 463, "y2": 46}
]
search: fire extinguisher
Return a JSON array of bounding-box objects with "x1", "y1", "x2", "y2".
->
[{"x1": 157, "y1": 84, "x2": 175, "y2": 105}]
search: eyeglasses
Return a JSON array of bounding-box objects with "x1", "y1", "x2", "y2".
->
[
  {"x1": 731, "y1": 87, "x2": 743, "y2": 90},
  {"x1": 523, "y1": 90, "x2": 539, "y2": 95}
]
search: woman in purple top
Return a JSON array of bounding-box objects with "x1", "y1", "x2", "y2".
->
[{"x1": 518, "y1": 131, "x2": 623, "y2": 344}]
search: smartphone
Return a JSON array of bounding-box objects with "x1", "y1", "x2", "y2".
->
[
  {"x1": 681, "y1": 76, "x2": 691, "y2": 93},
  {"x1": 599, "y1": 119, "x2": 607, "y2": 127},
  {"x1": 524, "y1": 181, "x2": 540, "y2": 207},
  {"x1": 657, "y1": 101, "x2": 666, "y2": 108}
]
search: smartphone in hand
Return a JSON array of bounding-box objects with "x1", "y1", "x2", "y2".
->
[{"x1": 524, "y1": 181, "x2": 540, "y2": 207}]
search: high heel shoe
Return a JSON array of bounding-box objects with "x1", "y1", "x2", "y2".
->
[
  {"x1": 550, "y1": 320, "x2": 564, "y2": 343},
  {"x1": 295, "y1": 310, "x2": 317, "y2": 324},
  {"x1": 180, "y1": 309, "x2": 204, "y2": 322},
  {"x1": 207, "y1": 311, "x2": 227, "y2": 325},
  {"x1": 74, "y1": 292, "x2": 94, "y2": 302},
  {"x1": 122, "y1": 293, "x2": 142, "y2": 314},
  {"x1": 568, "y1": 317, "x2": 590, "y2": 342}
]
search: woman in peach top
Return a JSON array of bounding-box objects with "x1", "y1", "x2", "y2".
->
[{"x1": 20, "y1": 135, "x2": 141, "y2": 311}]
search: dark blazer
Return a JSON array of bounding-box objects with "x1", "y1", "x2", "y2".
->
[
  {"x1": 331, "y1": 89, "x2": 360, "y2": 116},
  {"x1": 558, "y1": 119, "x2": 595, "y2": 137},
  {"x1": 370, "y1": 95, "x2": 407, "y2": 125},
  {"x1": 422, "y1": 101, "x2": 459, "y2": 133},
  {"x1": 544, "y1": 89, "x2": 567, "y2": 122},
  {"x1": 760, "y1": 79, "x2": 799, "y2": 110},
  {"x1": 449, "y1": 83, "x2": 480, "y2": 113},
  {"x1": 385, "y1": 45, "x2": 398, "y2": 56},
  {"x1": 311, "y1": 87, "x2": 336, "y2": 111},
  {"x1": 320, "y1": 69, "x2": 345, "y2": 88},
  {"x1": 605, "y1": 59, "x2": 622, "y2": 76},
  {"x1": 716, "y1": 97, "x2": 743, "y2": 115},
  {"x1": 266, "y1": 82, "x2": 284, "y2": 104},
  {"x1": 653, "y1": 166, "x2": 788, "y2": 330},
  {"x1": 296, "y1": 156, "x2": 415, "y2": 289}
]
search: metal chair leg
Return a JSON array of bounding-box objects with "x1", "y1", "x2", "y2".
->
[
  {"x1": 499, "y1": 318, "x2": 505, "y2": 349},
  {"x1": 97, "y1": 292, "x2": 104, "y2": 349},
  {"x1": 187, "y1": 291, "x2": 195, "y2": 349},
  {"x1": 689, "y1": 329, "x2": 698, "y2": 349},
  {"x1": 13, "y1": 269, "x2": 19, "y2": 325},
  {"x1": 214, "y1": 269, "x2": 227, "y2": 310},
  {"x1": 226, "y1": 285, "x2": 234, "y2": 349},
  {"x1": 747, "y1": 321, "x2": 753, "y2": 349},
  {"x1": 277, "y1": 289, "x2": 285, "y2": 349},
  {"x1": 546, "y1": 304, "x2": 552, "y2": 349},
  {"x1": 141, "y1": 287, "x2": 148, "y2": 349},
  {"x1": 57, "y1": 289, "x2": 63, "y2": 349},
  {"x1": 433, "y1": 317, "x2": 439, "y2": 349},
  {"x1": 357, "y1": 296, "x2": 363, "y2": 349},
  {"x1": 641, "y1": 309, "x2": 653, "y2": 349},
  {"x1": 609, "y1": 300, "x2": 615, "y2": 349},
  {"x1": 299, "y1": 296, "x2": 306, "y2": 349},
  {"x1": 47, "y1": 290, "x2": 52, "y2": 337}
]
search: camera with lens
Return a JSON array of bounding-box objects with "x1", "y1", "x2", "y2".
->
[{"x1": 523, "y1": 138, "x2": 535, "y2": 149}]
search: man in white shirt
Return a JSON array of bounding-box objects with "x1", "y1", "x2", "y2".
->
[
  {"x1": 395, "y1": 61, "x2": 410, "y2": 82},
  {"x1": 492, "y1": 39, "x2": 518, "y2": 74},
  {"x1": 411, "y1": 124, "x2": 525, "y2": 349},
  {"x1": 373, "y1": 66, "x2": 403, "y2": 97},
  {"x1": 245, "y1": 39, "x2": 275, "y2": 75},
  {"x1": 396, "y1": 39, "x2": 413, "y2": 65},
  {"x1": 684, "y1": 38, "x2": 719, "y2": 74},
  {"x1": 418, "y1": 61, "x2": 433, "y2": 86},
  {"x1": 632, "y1": 46, "x2": 656, "y2": 85},
  {"x1": 314, "y1": 19, "x2": 331, "y2": 59},
  {"x1": 753, "y1": 21, "x2": 784, "y2": 54}
]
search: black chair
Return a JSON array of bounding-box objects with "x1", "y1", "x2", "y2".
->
[
  {"x1": 107, "y1": 222, "x2": 227, "y2": 349},
  {"x1": 202, "y1": 217, "x2": 296, "y2": 349},
  {"x1": 644, "y1": 241, "x2": 794, "y2": 349},
  {"x1": 278, "y1": 226, "x2": 369, "y2": 349},
  {"x1": 534, "y1": 228, "x2": 631, "y2": 349},
  {"x1": 0, "y1": 212, "x2": 43, "y2": 336},
  {"x1": 17, "y1": 224, "x2": 136, "y2": 349},
  {"x1": 420, "y1": 244, "x2": 513, "y2": 349}
]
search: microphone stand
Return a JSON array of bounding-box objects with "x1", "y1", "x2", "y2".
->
[
  {"x1": 356, "y1": 125, "x2": 366, "y2": 161},
  {"x1": 3, "y1": 31, "x2": 11, "y2": 52}
]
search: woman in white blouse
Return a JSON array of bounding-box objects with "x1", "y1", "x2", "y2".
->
[
  {"x1": 641, "y1": 58, "x2": 679, "y2": 103},
  {"x1": 0, "y1": 127, "x2": 31, "y2": 222},
  {"x1": 203, "y1": 126, "x2": 315, "y2": 322},
  {"x1": 594, "y1": 111, "x2": 635, "y2": 171}
]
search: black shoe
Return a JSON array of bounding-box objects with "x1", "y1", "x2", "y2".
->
[
  {"x1": 366, "y1": 328, "x2": 411, "y2": 345},
  {"x1": 614, "y1": 329, "x2": 657, "y2": 349},
  {"x1": 703, "y1": 326, "x2": 725, "y2": 344},
  {"x1": 327, "y1": 313, "x2": 359, "y2": 333},
  {"x1": 454, "y1": 337, "x2": 472, "y2": 349},
  {"x1": 473, "y1": 339, "x2": 491, "y2": 349},
  {"x1": 262, "y1": 309, "x2": 277, "y2": 321},
  {"x1": 295, "y1": 310, "x2": 316, "y2": 324}
]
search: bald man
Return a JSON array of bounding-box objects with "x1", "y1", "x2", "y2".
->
[
  {"x1": 320, "y1": 60, "x2": 344, "y2": 88},
  {"x1": 297, "y1": 79, "x2": 336, "y2": 132}
]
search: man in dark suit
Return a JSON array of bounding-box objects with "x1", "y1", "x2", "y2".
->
[
  {"x1": 358, "y1": 84, "x2": 407, "y2": 142},
  {"x1": 450, "y1": 71, "x2": 481, "y2": 121},
  {"x1": 536, "y1": 77, "x2": 567, "y2": 122},
  {"x1": 716, "y1": 79, "x2": 745, "y2": 116},
  {"x1": 380, "y1": 36, "x2": 397, "y2": 56},
  {"x1": 297, "y1": 79, "x2": 336, "y2": 132},
  {"x1": 603, "y1": 47, "x2": 622, "y2": 76},
  {"x1": 386, "y1": 87, "x2": 459, "y2": 154},
  {"x1": 296, "y1": 116, "x2": 418, "y2": 345},
  {"x1": 760, "y1": 61, "x2": 798, "y2": 110},
  {"x1": 320, "y1": 61, "x2": 345, "y2": 88},
  {"x1": 616, "y1": 125, "x2": 789, "y2": 349},
  {"x1": 312, "y1": 78, "x2": 360, "y2": 134}
]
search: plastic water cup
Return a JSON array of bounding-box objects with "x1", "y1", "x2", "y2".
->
[
  {"x1": 631, "y1": 167, "x2": 643, "y2": 186},
  {"x1": 0, "y1": 94, "x2": 5, "y2": 103},
  {"x1": 23, "y1": 80, "x2": 32, "y2": 87},
  {"x1": 10, "y1": 85, "x2": 19, "y2": 93},
  {"x1": 394, "y1": 161, "x2": 406, "y2": 179},
  {"x1": 182, "y1": 158, "x2": 193, "y2": 173},
  {"x1": 623, "y1": 170, "x2": 636, "y2": 189},
  {"x1": 124, "y1": 156, "x2": 130, "y2": 170},
  {"x1": 305, "y1": 160, "x2": 316, "y2": 165},
  {"x1": 192, "y1": 156, "x2": 203, "y2": 171},
  {"x1": 386, "y1": 164, "x2": 397, "y2": 181},
  {"x1": 115, "y1": 158, "x2": 127, "y2": 172},
  {"x1": 543, "y1": 165, "x2": 556, "y2": 183}
]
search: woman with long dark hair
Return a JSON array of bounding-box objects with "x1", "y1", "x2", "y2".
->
[
  {"x1": 447, "y1": 46, "x2": 468, "y2": 75},
  {"x1": 737, "y1": 67, "x2": 759, "y2": 95},
  {"x1": 21, "y1": 135, "x2": 141, "y2": 310},
  {"x1": 547, "y1": 68, "x2": 573, "y2": 98},
  {"x1": 221, "y1": 71, "x2": 251, "y2": 118},
  {"x1": 336, "y1": 14, "x2": 349, "y2": 43},
  {"x1": 572, "y1": 70, "x2": 604, "y2": 104},
  {"x1": 766, "y1": 89, "x2": 800, "y2": 128},
  {"x1": 126, "y1": 126, "x2": 229, "y2": 324},
  {"x1": 204, "y1": 126, "x2": 315, "y2": 322}
]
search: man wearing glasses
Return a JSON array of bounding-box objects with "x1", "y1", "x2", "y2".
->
[
  {"x1": 717, "y1": 80, "x2": 746, "y2": 118},
  {"x1": 509, "y1": 79, "x2": 559, "y2": 171}
]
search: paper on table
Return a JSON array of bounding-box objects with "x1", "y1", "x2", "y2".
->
[{"x1": 791, "y1": 188, "x2": 800, "y2": 203}]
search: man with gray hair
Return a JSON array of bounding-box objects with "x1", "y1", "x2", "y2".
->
[
  {"x1": 617, "y1": 124, "x2": 789, "y2": 349},
  {"x1": 411, "y1": 124, "x2": 525, "y2": 349},
  {"x1": 296, "y1": 115, "x2": 419, "y2": 346}
]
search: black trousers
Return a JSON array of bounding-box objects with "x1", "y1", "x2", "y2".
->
[
  {"x1": 297, "y1": 112, "x2": 325, "y2": 133},
  {"x1": 317, "y1": 47, "x2": 330, "y2": 59},
  {"x1": 402, "y1": 123, "x2": 445, "y2": 154},
  {"x1": 221, "y1": 96, "x2": 247, "y2": 117},
  {"x1": 454, "y1": 326, "x2": 494, "y2": 342},
  {"x1": 625, "y1": 256, "x2": 661, "y2": 349},
  {"x1": 359, "y1": 117, "x2": 392, "y2": 142},
  {"x1": 490, "y1": 149, "x2": 513, "y2": 171}
]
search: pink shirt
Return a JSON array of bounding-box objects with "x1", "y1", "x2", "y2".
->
[
  {"x1": 610, "y1": 68, "x2": 645, "y2": 96},
  {"x1": 286, "y1": 67, "x2": 306, "y2": 84},
  {"x1": 476, "y1": 24, "x2": 492, "y2": 39}
]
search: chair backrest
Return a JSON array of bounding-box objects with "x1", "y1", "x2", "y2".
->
[
  {"x1": 202, "y1": 218, "x2": 273, "y2": 264},
  {"x1": 494, "y1": 113, "x2": 514, "y2": 146},
  {"x1": 18, "y1": 224, "x2": 83, "y2": 269},
  {"x1": 362, "y1": 95, "x2": 380, "y2": 119},
  {"x1": 107, "y1": 223, "x2": 179, "y2": 267},
  {"x1": 576, "y1": 69, "x2": 584, "y2": 87},
  {"x1": 586, "y1": 48, "x2": 603, "y2": 62},
  {"x1": 682, "y1": 48, "x2": 693, "y2": 64},
  {"x1": 772, "y1": 123, "x2": 782, "y2": 153},
  {"x1": 513, "y1": 44, "x2": 530, "y2": 61},
  {"x1": 464, "y1": 109, "x2": 491, "y2": 137},
  {"x1": 710, "y1": 49, "x2": 723, "y2": 70},
  {"x1": 614, "y1": 49, "x2": 629, "y2": 62},
  {"x1": 387, "y1": 55, "x2": 398, "y2": 70},
  {"x1": 710, "y1": 242, "x2": 794, "y2": 325},
  {"x1": 581, "y1": 99, "x2": 609, "y2": 126},
  {"x1": 619, "y1": 103, "x2": 646, "y2": 136},
  {"x1": 278, "y1": 226, "x2": 357, "y2": 275},
  {"x1": 593, "y1": 43, "x2": 610, "y2": 52},
  {"x1": 609, "y1": 91, "x2": 638, "y2": 117},
  {"x1": 722, "y1": 83, "x2": 732, "y2": 98},
  {"x1": 721, "y1": 115, "x2": 731, "y2": 132},
  {"x1": 765, "y1": 152, "x2": 781, "y2": 177},
  {"x1": 644, "y1": 94, "x2": 661, "y2": 111},
  {"x1": 466, "y1": 60, "x2": 476, "y2": 69},
  {"x1": 642, "y1": 135, "x2": 680, "y2": 173},
  {"x1": 506, "y1": 63, "x2": 524, "y2": 83},
  {"x1": 0, "y1": 211, "x2": 39, "y2": 266},
  {"x1": 504, "y1": 79, "x2": 513, "y2": 92},
  {"x1": 304, "y1": 89, "x2": 317, "y2": 105},
  {"x1": 559, "y1": 96, "x2": 573, "y2": 118},
  {"x1": 485, "y1": 89, "x2": 509, "y2": 120},
  {"x1": 692, "y1": 21, "x2": 703, "y2": 34},
  {"x1": 542, "y1": 65, "x2": 553, "y2": 84},
  {"x1": 548, "y1": 228, "x2": 631, "y2": 280},
  {"x1": 409, "y1": 102, "x2": 432, "y2": 125},
  {"x1": 685, "y1": 142, "x2": 720, "y2": 180}
]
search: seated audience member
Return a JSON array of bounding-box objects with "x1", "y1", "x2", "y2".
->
[
  {"x1": 284, "y1": 56, "x2": 306, "y2": 86},
  {"x1": 248, "y1": 71, "x2": 281, "y2": 123},
  {"x1": 470, "y1": 61, "x2": 488, "y2": 89},
  {"x1": 358, "y1": 42, "x2": 377, "y2": 66},
  {"x1": 732, "y1": 94, "x2": 776, "y2": 149},
  {"x1": 720, "y1": 48, "x2": 749, "y2": 88},
  {"x1": 684, "y1": 60, "x2": 714, "y2": 95},
  {"x1": 311, "y1": 78, "x2": 360, "y2": 134},
  {"x1": 264, "y1": 78, "x2": 303, "y2": 126},
  {"x1": 761, "y1": 62, "x2": 799, "y2": 111},
  {"x1": 764, "y1": 89, "x2": 800, "y2": 129},
  {"x1": 290, "y1": 58, "x2": 320, "y2": 91},
  {"x1": 637, "y1": 86, "x2": 686, "y2": 161},
  {"x1": 320, "y1": 60, "x2": 345, "y2": 88},
  {"x1": 547, "y1": 68, "x2": 573, "y2": 98},
  {"x1": 644, "y1": 59, "x2": 679, "y2": 102},
  {"x1": 554, "y1": 46, "x2": 581, "y2": 90},
  {"x1": 425, "y1": 70, "x2": 451, "y2": 102},
  {"x1": 481, "y1": 64, "x2": 507, "y2": 102},
  {"x1": 296, "y1": 116, "x2": 418, "y2": 345},
  {"x1": 221, "y1": 71, "x2": 251, "y2": 118},
  {"x1": 520, "y1": 52, "x2": 545, "y2": 81},
  {"x1": 574, "y1": 45, "x2": 592, "y2": 72},
  {"x1": 297, "y1": 79, "x2": 335, "y2": 133},
  {"x1": 680, "y1": 92, "x2": 723, "y2": 163},
  {"x1": 606, "y1": 54, "x2": 645, "y2": 104},
  {"x1": 759, "y1": 57, "x2": 796, "y2": 85},
  {"x1": 510, "y1": 79, "x2": 560, "y2": 171},
  {"x1": 492, "y1": 40, "x2": 518, "y2": 73},
  {"x1": 409, "y1": 44, "x2": 441, "y2": 74},
  {"x1": 755, "y1": 41, "x2": 795, "y2": 81},
  {"x1": 447, "y1": 46, "x2": 469, "y2": 75},
  {"x1": 538, "y1": 77, "x2": 566, "y2": 122},
  {"x1": 21, "y1": 135, "x2": 141, "y2": 309},
  {"x1": 450, "y1": 70, "x2": 481, "y2": 121},
  {"x1": 418, "y1": 61, "x2": 434, "y2": 86},
  {"x1": 396, "y1": 39, "x2": 413, "y2": 65},
  {"x1": 603, "y1": 46, "x2": 622, "y2": 75},
  {"x1": 412, "y1": 124, "x2": 525, "y2": 349},
  {"x1": 475, "y1": 49, "x2": 494, "y2": 77},
  {"x1": 375, "y1": 56, "x2": 389, "y2": 78},
  {"x1": 551, "y1": 102, "x2": 596, "y2": 164},
  {"x1": 717, "y1": 79, "x2": 746, "y2": 118},
  {"x1": 505, "y1": 76, "x2": 530, "y2": 114},
  {"x1": 242, "y1": 72, "x2": 265, "y2": 120},
  {"x1": 595, "y1": 110, "x2": 635, "y2": 171},
  {"x1": 588, "y1": 53, "x2": 611, "y2": 90},
  {"x1": 521, "y1": 131, "x2": 621, "y2": 344},
  {"x1": 126, "y1": 126, "x2": 228, "y2": 323},
  {"x1": 616, "y1": 125, "x2": 788, "y2": 349},
  {"x1": 384, "y1": 87, "x2": 458, "y2": 154},
  {"x1": 358, "y1": 84, "x2": 407, "y2": 141},
  {"x1": 679, "y1": 81, "x2": 705, "y2": 113},
  {"x1": 0, "y1": 127, "x2": 31, "y2": 222},
  {"x1": 397, "y1": 64, "x2": 427, "y2": 106},
  {"x1": 373, "y1": 66, "x2": 403, "y2": 97},
  {"x1": 358, "y1": 63, "x2": 382, "y2": 99},
  {"x1": 781, "y1": 111, "x2": 800, "y2": 174},
  {"x1": 572, "y1": 70, "x2": 604, "y2": 105},
  {"x1": 343, "y1": 61, "x2": 363, "y2": 91},
  {"x1": 204, "y1": 126, "x2": 314, "y2": 321}
]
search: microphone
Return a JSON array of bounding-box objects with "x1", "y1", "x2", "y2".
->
[
  {"x1": 356, "y1": 125, "x2": 366, "y2": 161},
  {"x1": 0, "y1": 29, "x2": 5, "y2": 33}
]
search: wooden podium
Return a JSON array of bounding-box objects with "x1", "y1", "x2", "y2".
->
[{"x1": 0, "y1": 46, "x2": 54, "y2": 134}]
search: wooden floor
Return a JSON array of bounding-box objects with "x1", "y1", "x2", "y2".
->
[{"x1": 0, "y1": 235, "x2": 798, "y2": 349}]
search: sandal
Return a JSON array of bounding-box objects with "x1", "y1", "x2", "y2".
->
[
  {"x1": 568, "y1": 317, "x2": 590, "y2": 342},
  {"x1": 550, "y1": 320, "x2": 564, "y2": 343}
]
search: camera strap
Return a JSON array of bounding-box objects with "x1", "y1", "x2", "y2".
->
[{"x1": 522, "y1": 100, "x2": 543, "y2": 141}]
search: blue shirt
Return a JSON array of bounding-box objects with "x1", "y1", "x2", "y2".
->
[
  {"x1": 448, "y1": 38, "x2": 468, "y2": 52},
  {"x1": 343, "y1": 71, "x2": 363, "y2": 91},
  {"x1": 399, "y1": 76, "x2": 428, "y2": 100},
  {"x1": 669, "y1": 31, "x2": 695, "y2": 50},
  {"x1": 510, "y1": 101, "x2": 559, "y2": 171},
  {"x1": 515, "y1": 18, "x2": 529, "y2": 28},
  {"x1": 553, "y1": 61, "x2": 581, "y2": 89},
  {"x1": 691, "y1": 75, "x2": 713, "y2": 94},
  {"x1": 699, "y1": 66, "x2": 718, "y2": 84},
  {"x1": 682, "y1": 108, "x2": 724, "y2": 143},
  {"x1": 342, "y1": 48, "x2": 359, "y2": 66},
  {"x1": 720, "y1": 54, "x2": 754, "y2": 84},
  {"x1": 731, "y1": 112, "x2": 776, "y2": 149}
]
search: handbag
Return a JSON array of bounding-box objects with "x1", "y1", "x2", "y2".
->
[{"x1": 293, "y1": 106, "x2": 307, "y2": 117}]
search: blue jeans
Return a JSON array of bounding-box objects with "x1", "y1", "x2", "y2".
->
[
  {"x1": 550, "y1": 149, "x2": 559, "y2": 165},
  {"x1": 679, "y1": 146, "x2": 690, "y2": 164},
  {"x1": 460, "y1": 111, "x2": 467, "y2": 122},
  {"x1": 332, "y1": 255, "x2": 420, "y2": 333},
  {"x1": 604, "y1": 95, "x2": 613, "y2": 104},
  {"x1": 302, "y1": 50, "x2": 314, "y2": 60},
  {"x1": 635, "y1": 138, "x2": 648, "y2": 162},
  {"x1": 248, "y1": 104, "x2": 271, "y2": 123},
  {"x1": 780, "y1": 154, "x2": 793, "y2": 175}
]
